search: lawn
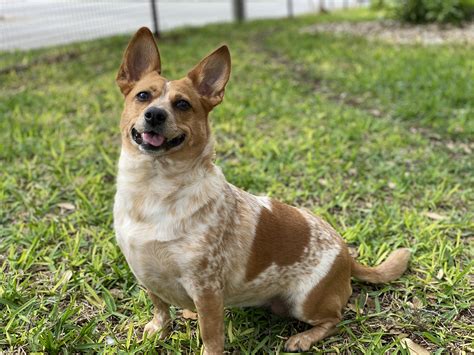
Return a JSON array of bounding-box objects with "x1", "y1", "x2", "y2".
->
[{"x1": 1, "y1": 8, "x2": 473, "y2": 354}]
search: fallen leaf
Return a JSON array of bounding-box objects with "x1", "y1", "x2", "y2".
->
[
  {"x1": 109, "y1": 288, "x2": 124, "y2": 299},
  {"x1": 412, "y1": 296, "x2": 423, "y2": 309},
  {"x1": 370, "y1": 108, "x2": 382, "y2": 117},
  {"x1": 182, "y1": 309, "x2": 198, "y2": 320},
  {"x1": 366, "y1": 296, "x2": 375, "y2": 309},
  {"x1": 348, "y1": 168, "x2": 358, "y2": 176},
  {"x1": 395, "y1": 332, "x2": 409, "y2": 338},
  {"x1": 400, "y1": 338, "x2": 430, "y2": 355},
  {"x1": 460, "y1": 143, "x2": 472, "y2": 154},
  {"x1": 346, "y1": 303, "x2": 357, "y2": 313},
  {"x1": 57, "y1": 202, "x2": 75, "y2": 211},
  {"x1": 422, "y1": 212, "x2": 447, "y2": 221},
  {"x1": 318, "y1": 178, "x2": 328, "y2": 186}
]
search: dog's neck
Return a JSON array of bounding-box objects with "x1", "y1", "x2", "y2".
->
[{"x1": 116, "y1": 139, "x2": 225, "y2": 203}]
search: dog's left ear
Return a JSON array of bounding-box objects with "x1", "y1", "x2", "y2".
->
[
  {"x1": 187, "y1": 45, "x2": 231, "y2": 108},
  {"x1": 116, "y1": 27, "x2": 161, "y2": 95}
]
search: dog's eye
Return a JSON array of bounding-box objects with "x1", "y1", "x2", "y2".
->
[
  {"x1": 136, "y1": 91, "x2": 151, "y2": 102},
  {"x1": 175, "y1": 99, "x2": 191, "y2": 111}
]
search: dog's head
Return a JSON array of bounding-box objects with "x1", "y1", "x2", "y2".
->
[{"x1": 116, "y1": 27, "x2": 230, "y2": 161}]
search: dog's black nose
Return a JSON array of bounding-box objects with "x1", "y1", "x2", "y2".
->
[{"x1": 144, "y1": 107, "x2": 167, "y2": 127}]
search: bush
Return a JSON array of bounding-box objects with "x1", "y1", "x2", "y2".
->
[{"x1": 372, "y1": 0, "x2": 474, "y2": 23}]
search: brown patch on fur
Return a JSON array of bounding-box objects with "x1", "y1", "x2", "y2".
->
[
  {"x1": 302, "y1": 244, "x2": 352, "y2": 323},
  {"x1": 245, "y1": 200, "x2": 311, "y2": 281}
]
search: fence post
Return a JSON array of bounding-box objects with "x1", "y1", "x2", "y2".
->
[
  {"x1": 319, "y1": 0, "x2": 326, "y2": 13},
  {"x1": 150, "y1": 0, "x2": 160, "y2": 37},
  {"x1": 287, "y1": 0, "x2": 293, "y2": 18},
  {"x1": 233, "y1": 0, "x2": 245, "y2": 22}
]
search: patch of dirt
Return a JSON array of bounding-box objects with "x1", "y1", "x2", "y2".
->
[
  {"x1": 0, "y1": 51, "x2": 81, "y2": 75},
  {"x1": 250, "y1": 30, "x2": 379, "y2": 114},
  {"x1": 300, "y1": 20, "x2": 474, "y2": 45}
]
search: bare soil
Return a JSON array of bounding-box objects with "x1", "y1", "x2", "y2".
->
[{"x1": 301, "y1": 20, "x2": 474, "y2": 45}]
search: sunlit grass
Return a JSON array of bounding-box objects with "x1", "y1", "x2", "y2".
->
[{"x1": 1, "y1": 8, "x2": 472, "y2": 353}]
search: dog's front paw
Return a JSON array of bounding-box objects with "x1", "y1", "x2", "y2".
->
[
  {"x1": 284, "y1": 333, "x2": 313, "y2": 352},
  {"x1": 143, "y1": 319, "x2": 170, "y2": 339},
  {"x1": 203, "y1": 348, "x2": 223, "y2": 355}
]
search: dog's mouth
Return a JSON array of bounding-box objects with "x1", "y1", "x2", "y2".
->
[{"x1": 131, "y1": 128, "x2": 186, "y2": 152}]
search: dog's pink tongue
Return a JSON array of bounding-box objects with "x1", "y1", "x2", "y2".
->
[{"x1": 142, "y1": 132, "x2": 165, "y2": 147}]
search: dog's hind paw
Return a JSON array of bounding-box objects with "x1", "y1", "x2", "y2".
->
[{"x1": 284, "y1": 333, "x2": 313, "y2": 352}]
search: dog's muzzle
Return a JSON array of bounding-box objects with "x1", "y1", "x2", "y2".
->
[{"x1": 131, "y1": 127, "x2": 186, "y2": 152}]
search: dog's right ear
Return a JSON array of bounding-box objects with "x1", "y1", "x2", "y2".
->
[{"x1": 116, "y1": 27, "x2": 161, "y2": 95}]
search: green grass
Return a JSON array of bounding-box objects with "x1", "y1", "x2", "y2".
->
[{"x1": 1, "y1": 8, "x2": 473, "y2": 354}]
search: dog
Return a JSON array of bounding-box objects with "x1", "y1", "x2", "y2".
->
[{"x1": 113, "y1": 27, "x2": 411, "y2": 354}]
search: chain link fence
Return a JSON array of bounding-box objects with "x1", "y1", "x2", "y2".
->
[{"x1": 0, "y1": 0, "x2": 369, "y2": 51}]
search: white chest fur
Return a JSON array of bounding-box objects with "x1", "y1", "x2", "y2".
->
[{"x1": 113, "y1": 150, "x2": 227, "y2": 307}]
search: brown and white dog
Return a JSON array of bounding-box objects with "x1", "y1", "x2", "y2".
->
[{"x1": 114, "y1": 27, "x2": 411, "y2": 353}]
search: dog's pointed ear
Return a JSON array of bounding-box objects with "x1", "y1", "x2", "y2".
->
[
  {"x1": 116, "y1": 27, "x2": 161, "y2": 95},
  {"x1": 187, "y1": 45, "x2": 231, "y2": 108}
]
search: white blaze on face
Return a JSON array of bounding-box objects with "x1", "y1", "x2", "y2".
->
[{"x1": 147, "y1": 81, "x2": 176, "y2": 136}]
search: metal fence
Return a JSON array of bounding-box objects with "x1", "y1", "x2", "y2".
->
[{"x1": 0, "y1": 0, "x2": 369, "y2": 52}]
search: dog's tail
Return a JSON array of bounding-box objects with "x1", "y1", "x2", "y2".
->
[{"x1": 351, "y1": 248, "x2": 411, "y2": 284}]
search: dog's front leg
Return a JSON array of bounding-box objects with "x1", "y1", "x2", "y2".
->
[
  {"x1": 143, "y1": 290, "x2": 171, "y2": 339},
  {"x1": 194, "y1": 290, "x2": 224, "y2": 355}
]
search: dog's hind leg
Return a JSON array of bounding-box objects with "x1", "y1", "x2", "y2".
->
[{"x1": 286, "y1": 247, "x2": 352, "y2": 351}]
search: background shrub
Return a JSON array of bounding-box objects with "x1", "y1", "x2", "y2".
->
[{"x1": 372, "y1": 0, "x2": 474, "y2": 23}]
